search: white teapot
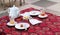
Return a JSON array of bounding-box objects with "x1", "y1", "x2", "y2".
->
[{"x1": 8, "y1": 5, "x2": 20, "y2": 19}]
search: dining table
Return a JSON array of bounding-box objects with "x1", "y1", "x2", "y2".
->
[{"x1": 0, "y1": 7, "x2": 60, "y2": 35}]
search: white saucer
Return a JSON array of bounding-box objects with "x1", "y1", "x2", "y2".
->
[
  {"x1": 15, "y1": 23, "x2": 30, "y2": 30},
  {"x1": 38, "y1": 14, "x2": 48, "y2": 18},
  {"x1": 7, "y1": 22, "x2": 17, "y2": 26},
  {"x1": 29, "y1": 11, "x2": 40, "y2": 15}
]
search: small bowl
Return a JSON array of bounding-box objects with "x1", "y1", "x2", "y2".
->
[
  {"x1": 38, "y1": 14, "x2": 48, "y2": 18},
  {"x1": 7, "y1": 22, "x2": 17, "y2": 26}
]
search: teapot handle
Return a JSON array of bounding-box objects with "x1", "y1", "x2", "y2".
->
[
  {"x1": 7, "y1": 8, "x2": 10, "y2": 13},
  {"x1": 17, "y1": 10, "x2": 20, "y2": 14},
  {"x1": 17, "y1": 10, "x2": 20, "y2": 16}
]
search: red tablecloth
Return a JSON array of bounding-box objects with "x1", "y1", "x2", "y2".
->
[{"x1": 0, "y1": 8, "x2": 60, "y2": 35}]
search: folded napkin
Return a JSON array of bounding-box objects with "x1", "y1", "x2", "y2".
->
[{"x1": 29, "y1": 19, "x2": 42, "y2": 25}]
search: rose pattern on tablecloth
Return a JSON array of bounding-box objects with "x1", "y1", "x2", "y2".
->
[{"x1": 0, "y1": 8, "x2": 60, "y2": 35}]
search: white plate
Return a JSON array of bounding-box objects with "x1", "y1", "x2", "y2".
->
[
  {"x1": 15, "y1": 23, "x2": 30, "y2": 29},
  {"x1": 29, "y1": 11, "x2": 40, "y2": 15},
  {"x1": 38, "y1": 14, "x2": 48, "y2": 18},
  {"x1": 7, "y1": 22, "x2": 17, "y2": 26},
  {"x1": 29, "y1": 19, "x2": 42, "y2": 25}
]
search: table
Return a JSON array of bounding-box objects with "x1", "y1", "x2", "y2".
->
[{"x1": 0, "y1": 8, "x2": 60, "y2": 35}]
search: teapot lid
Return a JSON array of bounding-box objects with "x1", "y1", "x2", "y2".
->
[
  {"x1": 9, "y1": 5, "x2": 19, "y2": 10},
  {"x1": 13, "y1": 5, "x2": 15, "y2": 7}
]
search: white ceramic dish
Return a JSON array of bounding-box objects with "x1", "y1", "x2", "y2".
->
[
  {"x1": 15, "y1": 23, "x2": 30, "y2": 30},
  {"x1": 29, "y1": 11, "x2": 40, "y2": 16},
  {"x1": 38, "y1": 14, "x2": 48, "y2": 18},
  {"x1": 20, "y1": 12, "x2": 30, "y2": 16},
  {"x1": 7, "y1": 22, "x2": 17, "y2": 26},
  {"x1": 20, "y1": 12, "x2": 30, "y2": 19},
  {"x1": 29, "y1": 18, "x2": 42, "y2": 25}
]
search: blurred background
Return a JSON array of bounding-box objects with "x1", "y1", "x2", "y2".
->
[{"x1": 0, "y1": 0, "x2": 60, "y2": 16}]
